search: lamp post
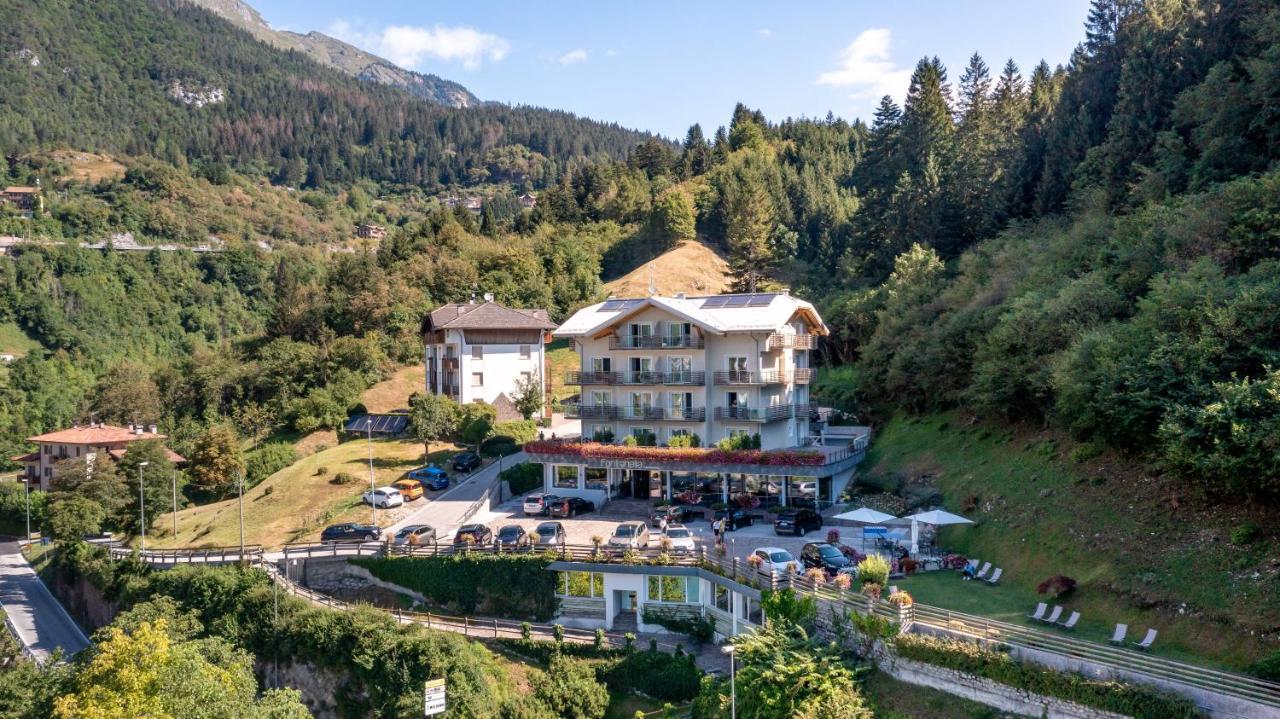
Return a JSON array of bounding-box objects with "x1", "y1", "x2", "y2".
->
[
  {"x1": 171, "y1": 468, "x2": 178, "y2": 539},
  {"x1": 366, "y1": 418, "x2": 376, "y2": 526},
  {"x1": 237, "y1": 470, "x2": 245, "y2": 559},
  {"x1": 721, "y1": 643, "x2": 737, "y2": 719},
  {"x1": 137, "y1": 461, "x2": 150, "y2": 551},
  {"x1": 23, "y1": 477, "x2": 31, "y2": 543}
]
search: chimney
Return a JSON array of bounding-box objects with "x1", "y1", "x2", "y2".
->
[
  {"x1": 675, "y1": 292, "x2": 685, "y2": 300},
  {"x1": 148, "y1": 424, "x2": 158, "y2": 434},
  {"x1": 456, "y1": 306, "x2": 465, "y2": 316},
  {"x1": 779, "y1": 288, "x2": 790, "y2": 295},
  {"x1": 483, "y1": 292, "x2": 494, "y2": 303},
  {"x1": 127, "y1": 423, "x2": 134, "y2": 433},
  {"x1": 134, "y1": 425, "x2": 143, "y2": 436}
]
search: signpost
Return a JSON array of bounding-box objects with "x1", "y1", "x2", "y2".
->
[{"x1": 423, "y1": 678, "x2": 446, "y2": 716}]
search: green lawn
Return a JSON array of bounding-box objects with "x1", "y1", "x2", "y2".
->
[
  {"x1": 862, "y1": 670, "x2": 1004, "y2": 718},
  {"x1": 546, "y1": 338, "x2": 580, "y2": 402},
  {"x1": 605, "y1": 692, "x2": 672, "y2": 719},
  {"x1": 0, "y1": 321, "x2": 40, "y2": 358},
  {"x1": 859, "y1": 412, "x2": 1280, "y2": 670}
]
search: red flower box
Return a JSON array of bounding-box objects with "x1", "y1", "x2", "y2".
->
[{"x1": 522, "y1": 440, "x2": 827, "y2": 467}]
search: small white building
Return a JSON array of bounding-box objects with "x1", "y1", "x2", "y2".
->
[{"x1": 422, "y1": 296, "x2": 555, "y2": 419}]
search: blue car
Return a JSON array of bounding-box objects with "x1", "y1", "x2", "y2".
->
[{"x1": 407, "y1": 466, "x2": 450, "y2": 491}]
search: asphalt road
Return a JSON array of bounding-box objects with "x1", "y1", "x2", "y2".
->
[
  {"x1": 0, "y1": 542, "x2": 90, "y2": 662},
  {"x1": 383, "y1": 452, "x2": 526, "y2": 539}
]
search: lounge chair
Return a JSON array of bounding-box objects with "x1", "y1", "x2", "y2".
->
[
  {"x1": 1043, "y1": 605, "x2": 1063, "y2": 624},
  {"x1": 1132, "y1": 628, "x2": 1157, "y2": 651},
  {"x1": 888, "y1": 585, "x2": 899, "y2": 596},
  {"x1": 985, "y1": 567, "x2": 1003, "y2": 585},
  {"x1": 1027, "y1": 603, "x2": 1047, "y2": 621},
  {"x1": 1058, "y1": 611, "x2": 1080, "y2": 630},
  {"x1": 974, "y1": 562, "x2": 992, "y2": 580},
  {"x1": 1109, "y1": 624, "x2": 1127, "y2": 645}
]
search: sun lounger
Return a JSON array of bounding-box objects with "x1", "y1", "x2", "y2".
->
[
  {"x1": 1043, "y1": 605, "x2": 1063, "y2": 624},
  {"x1": 888, "y1": 585, "x2": 898, "y2": 595},
  {"x1": 1027, "y1": 603, "x2": 1047, "y2": 621},
  {"x1": 985, "y1": 567, "x2": 1002, "y2": 585},
  {"x1": 974, "y1": 562, "x2": 991, "y2": 580},
  {"x1": 1058, "y1": 611, "x2": 1080, "y2": 630},
  {"x1": 1132, "y1": 628, "x2": 1157, "y2": 650},
  {"x1": 1109, "y1": 624, "x2": 1127, "y2": 645}
]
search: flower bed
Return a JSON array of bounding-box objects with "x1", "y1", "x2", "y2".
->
[{"x1": 523, "y1": 440, "x2": 828, "y2": 467}]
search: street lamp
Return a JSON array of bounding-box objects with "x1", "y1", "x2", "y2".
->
[
  {"x1": 721, "y1": 643, "x2": 737, "y2": 719},
  {"x1": 171, "y1": 468, "x2": 178, "y2": 539},
  {"x1": 23, "y1": 477, "x2": 31, "y2": 543},
  {"x1": 137, "y1": 461, "x2": 150, "y2": 551},
  {"x1": 366, "y1": 418, "x2": 376, "y2": 526}
]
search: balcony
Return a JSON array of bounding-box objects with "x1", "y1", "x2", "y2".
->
[
  {"x1": 441, "y1": 357, "x2": 459, "y2": 369},
  {"x1": 767, "y1": 333, "x2": 817, "y2": 350},
  {"x1": 714, "y1": 405, "x2": 792, "y2": 422},
  {"x1": 667, "y1": 407, "x2": 707, "y2": 422},
  {"x1": 793, "y1": 368, "x2": 814, "y2": 384},
  {"x1": 714, "y1": 370, "x2": 788, "y2": 385},
  {"x1": 621, "y1": 405, "x2": 666, "y2": 421},
  {"x1": 609, "y1": 334, "x2": 705, "y2": 350},
  {"x1": 564, "y1": 403, "x2": 621, "y2": 420},
  {"x1": 620, "y1": 371, "x2": 665, "y2": 385},
  {"x1": 565, "y1": 371, "x2": 621, "y2": 385}
]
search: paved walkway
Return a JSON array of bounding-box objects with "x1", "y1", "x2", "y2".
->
[{"x1": 0, "y1": 542, "x2": 90, "y2": 663}]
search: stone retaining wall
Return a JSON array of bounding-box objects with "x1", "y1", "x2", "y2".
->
[{"x1": 293, "y1": 557, "x2": 424, "y2": 604}]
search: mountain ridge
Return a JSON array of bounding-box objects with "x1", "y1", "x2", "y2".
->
[{"x1": 182, "y1": 0, "x2": 478, "y2": 108}]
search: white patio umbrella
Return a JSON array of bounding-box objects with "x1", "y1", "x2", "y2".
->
[
  {"x1": 902, "y1": 510, "x2": 974, "y2": 554},
  {"x1": 832, "y1": 507, "x2": 898, "y2": 551}
]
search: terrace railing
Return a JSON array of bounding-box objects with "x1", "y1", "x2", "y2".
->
[
  {"x1": 610, "y1": 335, "x2": 704, "y2": 350},
  {"x1": 662, "y1": 371, "x2": 706, "y2": 386},
  {"x1": 564, "y1": 371, "x2": 621, "y2": 386},
  {"x1": 713, "y1": 405, "x2": 792, "y2": 422},
  {"x1": 766, "y1": 333, "x2": 817, "y2": 350},
  {"x1": 562, "y1": 403, "x2": 622, "y2": 420},
  {"x1": 667, "y1": 407, "x2": 707, "y2": 422},
  {"x1": 620, "y1": 371, "x2": 665, "y2": 385}
]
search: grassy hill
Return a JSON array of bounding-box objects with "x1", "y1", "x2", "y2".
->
[
  {"x1": 603, "y1": 240, "x2": 731, "y2": 297},
  {"x1": 860, "y1": 412, "x2": 1279, "y2": 670},
  {"x1": 359, "y1": 365, "x2": 425, "y2": 414}
]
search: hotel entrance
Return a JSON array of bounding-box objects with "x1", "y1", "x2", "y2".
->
[{"x1": 611, "y1": 469, "x2": 661, "y2": 499}]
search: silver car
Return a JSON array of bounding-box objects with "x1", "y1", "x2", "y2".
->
[
  {"x1": 393, "y1": 524, "x2": 436, "y2": 546},
  {"x1": 607, "y1": 522, "x2": 650, "y2": 549}
]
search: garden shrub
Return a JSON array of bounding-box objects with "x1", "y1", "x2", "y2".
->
[
  {"x1": 1250, "y1": 650, "x2": 1280, "y2": 681},
  {"x1": 330, "y1": 471, "x2": 359, "y2": 485},
  {"x1": 856, "y1": 555, "x2": 889, "y2": 586},
  {"x1": 601, "y1": 649, "x2": 701, "y2": 701},
  {"x1": 535, "y1": 655, "x2": 609, "y2": 719},
  {"x1": 640, "y1": 609, "x2": 714, "y2": 641},
  {"x1": 353, "y1": 555, "x2": 558, "y2": 620},
  {"x1": 501, "y1": 462, "x2": 543, "y2": 496},
  {"x1": 894, "y1": 634, "x2": 1202, "y2": 718},
  {"x1": 1230, "y1": 522, "x2": 1259, "y2": 546},
  {"x1": 492, "y1": 419, "x2": 538, "y2": 445},
  {"x1": 1036, "y1": 575, "x2": 1077, "y2": 599},
  {"x1": 244, "y1": 442, "x2": 296, "y2": 486}
]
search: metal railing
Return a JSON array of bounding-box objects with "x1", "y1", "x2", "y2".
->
[
  {"x1": 667, "y1": 407, "x2": 706, "y2": 422},
  {"x1": 0, "y1": 600, "x2": 38, "y2": 664},
  {"x1": 565, "y1": 371, "x2": 621, "y2": 385},
  {"x1": 620, "y1": 371, "x2": 665, "y2": 385},
  {"x1": 610, "y1": 335, "x2": 704, "y2": 350},
  {"x1": 108, "y1": 545, "x2": 264, "y2": 565},
  {"x1": 621, "y1": 405, "x2": 666, "y2": 421},
  {"x1": 662, "y1": 371, "x2": 706, "y2": 386},
  {"x1": 713, "y1": 405, "x2": 792, "y2": 422},
  {"x1": 563, "y1": 403, "x2": 621, "y2": 420},
  {"x1": 793, "y1": 368, "x2": 814, "y2": 384},
  {"x1": 766, "y1": 333, "x2": 817, "y2": 350},
  {"x1": 713, "y1": 370, "x2": 765, "y2": 385}
]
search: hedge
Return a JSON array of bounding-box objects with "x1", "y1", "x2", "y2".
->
[
  {"x1": 498, "y1": 639, "x2": 702, "y2": 703},
  {"x1": 352, "y1": 554, "x2": 558, "y2": 620},
  {"x1": 893, "y1": 634, "x2": 1203, "y2": 719},
  {"x1": 501, "y1": 462, "x2": 543, "y2": 496},
  {"x1": 244, "y1": 442, "x2": 297, "y2": 486}
]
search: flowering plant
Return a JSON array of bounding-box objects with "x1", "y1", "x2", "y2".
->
[
  {"x1": 832, "y1": 573, "x2": 853, "y2": 591},
  {"x1": 747, "y1": 554, "x2": 763, "y2": 568},
  {"x1": 523, "y1": 440, "x2": 828, "y2": 466},
  {"x1": 804, "y1": 567, "x2": 827, "y2": 583},
  {"x1": 943, "y1": 554, "x2": 969, "y2": 570},
  {"x1": 888, "y1": 590, "x2": 914, "y2": 607}
]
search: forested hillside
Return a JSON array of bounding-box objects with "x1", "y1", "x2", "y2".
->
[{"x1": 0, "y1": 0, "x2": 655, "y2": 190}]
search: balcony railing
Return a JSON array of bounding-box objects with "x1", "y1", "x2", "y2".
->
[
  {"x1": 714, "y1": 405, "x2": 792, "y2": 422},
  {"x1": 662, "y1": 371, "x2": 705, "y2": 386},
  {"x1": 563, "y1": 403, "x2": 621, "y2": 420},
  {"x1": 621, "y1": 405, "x2": 666, "y2": 421},
  {"x1": 441, "y1": 357, "x2": 459, "y2": 369},
  {"x1": 793, "y1": 368, "x2": 814, "y2": 384},
  {"x1": 766, "y1": 333, "x2": 817, "y2": 350},
  {"x1": 667, "y1": 407, "x2": 707, "y2": 422},
  {"x1": 565, "y1": 371, "x2": 621, "y2": 386},
  {"x1": 609, "y1": 334, "x2": 705, "y2": 350},
  {"x1": 620, "y1": 371, "x2": 665, "y2": 385},
  {"x1": 714, "y1": 370, "x2": 789, "y2": 385}
]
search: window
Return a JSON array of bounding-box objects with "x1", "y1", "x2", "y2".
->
[
  {"x1": 728, "y1": 428, "x2": 749, "y2": 440},
  {"x1": 590, "y1": 391, "x2": 611, "y2": 407},
  {"x1": 670, "y1": 392, "x2": 692, "y2": 417},
  {"x1": 646, "y1": 576, "x2": 688, "y2": 603},
  {"x1": 554, "y1": 465, "x2": 579, "y2": 489},
  {"x1": 668, "y1": 356, "x2": 692, "y2": 381},
  {"x1": 739, "y1": 597, "x2": 762, "y2": 624},
  {"x1": 42, "y1": 445, "x2": 51, "y2": 455},
  {"x1": 727, "y1": 356, "x2": 748, "y2": 372},
  {"x1": 520, "y1": 371, "x2": 532, "y2": 384},
  {"x1": 43, "y1": 467, "x2": 51, "y2": 478},
  {"x1": 471, "y1": 372, "x2": 484, "y2": 387},
  {"x1": 585, "y1": 467, "x2": 607, "y2": 490},
  {"x1": 591, "y1": 357, "x2": 612, "y2": 373},
  {"x1": 471, "y1": 345, "x2": 483, "y2": 360},
  {"x1": 520, "y1": 345, "x2": 531, "y2": 359},
  {"x1": 670, "y1": 428, "x2": 690, "y2": 439},
  {"x1": 714, "y1": 585, "x2": 730, "y2": 612},
  {"x1": 562, "y1": 572, "x2": 604, "y2": 597},
  {"x1": 629, "y1": 392, "x2": 652, "y2": 417}
]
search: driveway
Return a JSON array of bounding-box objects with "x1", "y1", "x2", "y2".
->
[
  {"x1": 383, "y1": 453, "x2": 527, "y2": 539},
  {"x1": 0, "y1": 542, "x2": 90, "y2": 662}
]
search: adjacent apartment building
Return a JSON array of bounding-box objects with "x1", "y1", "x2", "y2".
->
[
  {"x1": 534, "y1": 291, "x2": 869, "y2": 509},
  {"x1": 422, "y1": 296, "x2": 555, "y2": 419},
  {"x1": 12, "y1": 422, "x2": 186, "y2": 490}
]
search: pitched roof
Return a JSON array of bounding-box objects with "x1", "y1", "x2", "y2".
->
[
  {"x1": 9, "y1": 452, "x2": 38, "y2": 463},
  {"x1": 107, "y1": 447, "x2": 187, "y2": 464},
  {"x1": 26, "y1": 424, "x2": 169, "y2": 445},
  {"x1": 3, "y1": 187, "x2": 37, "y2": 194},
  {"x1": 553, "y1": 292, "x2": 828, "y2": 337},
  {"x1": 425, "y1": 301, "x2": 555, "y2": 331}
]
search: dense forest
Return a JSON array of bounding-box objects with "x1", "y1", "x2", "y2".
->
[{"x1": 0, "y1": 0, "x2": 1278, "y2": 509}]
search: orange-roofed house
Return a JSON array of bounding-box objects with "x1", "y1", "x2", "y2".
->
[{"x1": 12, "y1": 422, "x2": 185, "y2": 490}]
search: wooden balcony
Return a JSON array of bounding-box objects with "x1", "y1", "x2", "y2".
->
[
  {"x1": 793, "y1": 368, "x2": 814, "y2": 384},
  {"x1": 609, "y1": 334, "x2": 705, "y2": 350},
  {"x1": 713, "y1": 405, "x2": 792, "y2": 422},
  {"x1": 766, "y1": 333, "x2": 817, "y2": 350}
]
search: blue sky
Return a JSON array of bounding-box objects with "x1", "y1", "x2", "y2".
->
[{"x1": 251, "y1": 1, "x2": 1092, "y2": 139}]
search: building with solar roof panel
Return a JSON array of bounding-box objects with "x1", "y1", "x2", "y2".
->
[
  {"x1": 422, "y1": 294, "x2": 556, "y2": 419},
  {"x1": 538, "y1": 291, "x2": 870, "y2": 509}
]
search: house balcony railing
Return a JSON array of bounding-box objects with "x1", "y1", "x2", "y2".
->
[
  {"x1": 564, "y1": 403, "x2": 621, "y2": 420},
  {"x1": 620, "y1": 371, "x2": 665, "y2": 385},
  {"x1": 667, "y1": 407, "x2": 707, "y2": 422},
  {"x1": 714, "y1": 370, "x2": 788, "y2": 385},
  {"x1": 609, "y1": 335, "x2": 704, "y2": 350},
  {"x1": 766, "y1": 333, "x2": 817, "y2": 350},
  {"x1": 441, "y1": 357, "x2": 459, "y2": 369},
  {"x1": 662, "y1": 371, "x2": 705, "y2": 386},
  {"x1": 621, "y1": 405, "x2": 666, "y2": 421},
  {"x1": 714, "y1": 405, "x2": 792, "y2": 422},
  {"x1": 565, "y1": 371, "x2": 622, "y2": 386},
  {"x1": 793, "y1": 368, "x2": 814, "y2": 384}
]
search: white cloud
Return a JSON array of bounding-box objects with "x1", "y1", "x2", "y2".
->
[
  {"x1": 605, "y1": 49, "x2": 619, "y2": 57},
  {"x1": 815, "y1": 28, "x2": 911, "y2": 100},
  {"x1": 557, "y1": 49, "x2": 588, "y2": 65},
  {"x1": 757, "y1": 28, "x2": 773, "y2": 38},
  {"x1": 328, "y1": 20, "x2": 509, "y2": 70}
]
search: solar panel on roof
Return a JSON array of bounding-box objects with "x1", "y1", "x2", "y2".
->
[
  {"x1": 747, "y1": 295, "x2": 774, "y2": 307},
  {"x1": 725, "y1": 296, "x2": 751, "y2": 307},
  {"x1": 599, "y1": 299, "x2": 629, "y2": 311},
  {"x1": 701, "y1": 296, "x2": 730, "y2": 308},
  {"x1": 344, "y1": 414, "x2": 409, "y2": 435}
]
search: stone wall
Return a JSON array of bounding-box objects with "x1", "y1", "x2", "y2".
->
[
  {"x1": 882, "y1": 655, "x2": 1130, "y2": 719},
  {"x1": 292, "y1": 557, "x2": 424, "y2": 604}
]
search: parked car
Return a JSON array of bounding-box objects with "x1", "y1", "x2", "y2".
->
[
  {"x1": 800, "y1": 542, "x2": 854, "y2": 577},
  {"x1": 453, "y1": 524, "x2": 493, "y2": 546},
  {"x1": 523, "y1": 493, "x2": 560, "y2": 517},
  {"x1": 773, "y1": 507, "x2": 823, "y2": 536},
  {"x1": 533, "y1": 521, "x2": 566, "y2": 545},
  {"x1": 362, "y1": 487, "x2": 404, "y2": 508},
  {"x1": 549, "y1": 496, "x2": 595, "y2": 518},
  {"x1": 393, "y1": 524, "x2": 436, "y2": 546},
  {"x1": 408, "y1": 466, "x2": 450, "y2": 491},
  {"x1": 607, "y1": 522, "x2": 650, "y2": 549},
  {"x1": 321, "y1": 523, "x2": 381, "y2": 543},
  {"x1": 649, "y1": 504, "x2": 702, "y2": 526},
  {"x1": 713, "y1": 507, "x2": 752, "y2": 531},
  {"x1": 452, "y1": 452, "x2": 482, "y2": 473},
  {"x1": 391, "y1": 479, "x2": 424, "y2": 501},
  {"x1": 495, "y1": 525, "x2": 531, "y2": 548},
  {"x1": 750, "y1": 546, "x2": 803, "y2": 574},
  {"x1": 662, "y1": 524, "x2": 696, "y2": 553}
]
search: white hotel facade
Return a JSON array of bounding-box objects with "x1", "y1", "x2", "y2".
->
[{"x1": 533, "y1": 291, "x2": 869, "y2": 509}]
